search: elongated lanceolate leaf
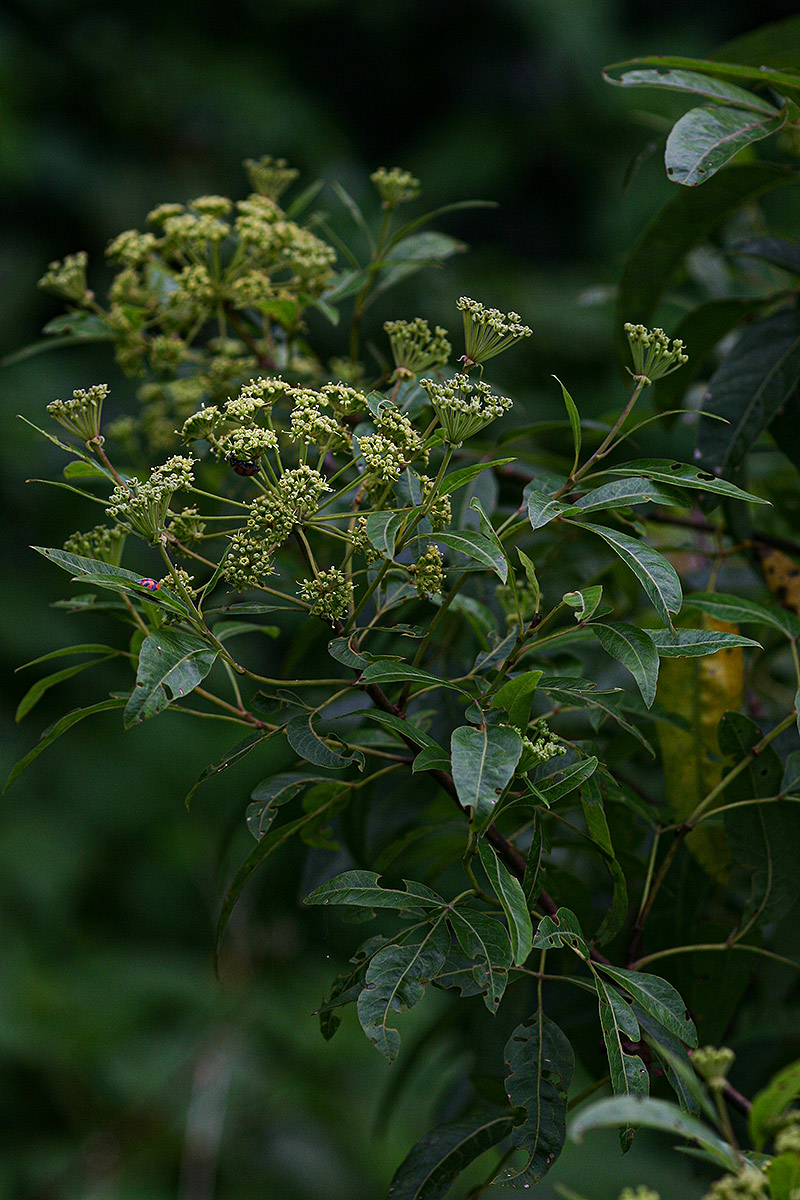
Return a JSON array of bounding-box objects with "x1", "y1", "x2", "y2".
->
[
  {"x1": 359, "y1": 660, "x2": 468, "y2": 696},
  {"x1": 286, "y1": 713, "x2": 364, "y2": 770},
  {"x1": 185, "y1": 730, "x2": 274, "y2": 808},
  {"x1": 504, "y1": 1011, "x2": 574, "y2": 1184},
  {"x1": 553, "y1": 374, "x2": 582, "y2": 476},
  {"x1": 697, "y1": 309, "x2": 800, "y2": 482},
  {"x1": 665, "y1": 103, "x2": 787, "y2": 187},
  {"x1": 603, "y1": 460, "x2": 769, "y2": 504},
  {"x1": 526, "y1": 489, "x2": 580, "y2": 530},
  {"x1": 602, "y1": 65, "x2": 783, "y2": 112},
  {"x1": 451, "y1": 724, "x2": 522, "y2": 829},
  {"x1": 593, "y1": 971, "x2": 649, "y2": 1151},
  {"x1": 683, "y1": 592, "x2": 800, "y2": 638},
  {"x1": 357, "y1": 920, "x2": 450, "y2": 1060},
  {"x1": 477, "y1": 841, "x2": 533, "y2": 965},
  {"x1": 603, "y1": 56, "x2": 800, "y2": 102},
  {"x1": 531, "y1": 757, "x2": 599, "y2": 806},
  {"x1": 3, "y1": 697, "x2": 124, "y2": 793},
  {"x1": 574, "y1": 477, "x2": 685, "y2": 514},
  {"x1": 593, "y1": 622, "x2": 660, "y2": 708},
  {"x1": 576, "y1": 522, "x2": 682, "y2": 626},
  {"x1": 33, "y1": 546, "x2": 193, "y2": 615},
  {"x1": 247, "y1": 770, "x2": 332, "y2": 839},
  {"x1": 635, "y1": 1007, "x2": 712, "y2": 1119},
  {"x1": 15, "y1": 652, "x2": 117, "y2": 722},
  {"x1": 124, "y1": 630, "x2": 218, "y2": 728},
  {"x1": 434, "y1": 529, "x2": 508, "y2": 582},
  {"x1": 439, "y1": 458, "x2": 516, "y2": 495},
  {"x1": 569, "y1": 1095, "x2": 740, "y2": 1171},
  {"x1": 389, "y1": 1113, "x2": 516, "y2": 1200},
  {"x1": 646, "y1": 628, "x2": 760, "y2": 657},
  {"x1": 305, "y1": 870, "x2": 445, "y2": 912},
  {"x1": 449, "y1": 908, "x2": 512, "y2": 1012},
  {"x1": 597, "y1": 965, "x2": 698, "y2": 1047}
]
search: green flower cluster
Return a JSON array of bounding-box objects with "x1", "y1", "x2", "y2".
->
[
  {"x1": 359, "y1": 405, "x2": 422, "y2": 483},
  {"x1": 457, "y1": 296, "x2": 533, "y2": 366},
  {"x1": 619, "y1": 1189, "x2": 661, "y2": 1200},
  {"x1": 300, "y1": 567, "x2": 353, "y2": 622},
  {"x1": 420, "y1": 373, "x2": 513, "y2": 447},
  {"x1": 624, "y1": 323, "x2": 688, "y2": 384},
  {"x1": 63, "y1": 523, "x2": 126, "y2": 564},
  {"x1": 692, "y1": 1046, "x2": 735, "y2": 1091},
  {"x1": 107, "y1": 455, "x2": 195, "y2": 542},
  {"x1": 47, "y1": 384, "x2": 108, "y2": 443},
  {"x1": 518, "y1": 721, "x2": 567, "y2": 772},
  {"x1": 384, "y1": 318, "x2": 451, "y2": 378},
  {"x1": 701, "y1": 1168, "x2": 769, "y2": 1200},
  {"x1": 370, "y1": 167, "x2": 420, "y2": 208},
  {"x1": 412, "y1": 544, "x2": 444, "y2": 598}
]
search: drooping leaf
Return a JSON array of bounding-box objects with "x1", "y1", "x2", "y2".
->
[
  {"x1": 750, "y1": 1058, "x2": 800, "y2": 1150},
  {"x1": 388, "y1": 1113, "x2": 516, "y2": 1200},
  {"x1": 602, "y1": 64, "x2": 784, "y2": 112},
  {"x1": 683, "y1": 592, "x2": 800, "y2": 639},
  {"x1": 451, "y1": 724, "x2": 522, "y2": 830},
  {"x1": 602, "y1": 460, "x2": 770, "y2": 505},
  {"x1": 696, "y1": 310, "x2": 800, "y2": 482},
  {"x1": 532, "y1": 908, "x2": 590, "y2": 959},
  {"x1": 357, "y1": 920, "x2": 450, "y2": 1060},
  {"x1": 449, "y1": 908, "x2": 512, "y2": 1013},
  {"x1": 3, "y1": 697, "x2": 125, "y2": 793},
  {"x1": 359, "y1": 660, "x2": 468, "y2": 696},
  {"x1": 504, "y1": 1011, "x2": 574, "y2": 1185},
  {"x1": 286, "y1": 712, "x2": 364, "y2": 770},
  {"x1": 247, "y1": 770, "x2": 333, "y2": 839},
  {"x1": 305, "y1": 870, "x2": 445, "y2": 913},
  {"x1": 563, "y1": 586, "x2": 603, "y2": 621},
  {"x1": 665, "y1": 103, "x2": 787, "y2": 187},
  {"x1": 603, "y1": 55, "x2": 800, "y2": 102},
  {"x1": 574, "y1": 477, "x2": 686, "y2": 514},
  {"x1": 569, "y1": 1095, "x2": 740, "y2": 1171},
  {"x1": 646, "y1": 627, "x2": 761, "y2": 657},
  {"x1": 593, "y1": 970, "x2": 648, "y2": 1150},
  {"x1": 327, "y1": 636, "x2": 369, "y2": 668},
  {"x1": 635, "y1": 1007, "x2": 712, "y2": 1118},
  {"x1": 33, "y1": 546, "x2": 194, "y2": 616},
  {"x1": 185, "y1": 729, "x2": 275, "y2": 808},
  {"x1": 531, "y1": 758, "x2": 599, "y2": 806},
  {"x1": 592, "y1": 623, "x2": 660, "y2": 708},
  {"x1": 434, "y1": 529, "x2": 508, "y2": 583},
  {"x1": 477, "y1": 841, "x2": 533, "y2": 966},
  {"x1": 15, "y1": 652, "x2": 117, "y2": 722},
  {"x1": 526, "y1": 490, "x2": 581, "y2": 530},
  {"x1": 576, "y1": 522, "x2": 682, "y2": 626},
  {"x1": 124, "y1": 630, "x2": 218, "y2": 728},
  {"x1": 596, "y1": 965, "x2": 698, "y2": 1048},
  {"x1": 439, "y1": 458, "x2": 517, "y2": 496}
]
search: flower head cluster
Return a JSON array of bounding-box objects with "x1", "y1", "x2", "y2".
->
[
  {"x1": 276, "y1": 466, "x2": 331, "y2": 522},
  {"x1": 384, "y1": 318, "x2": 451, "y2": 377},
  {"x1": 412, "y1": 545, "x2": 444, "y2": 598},
  {"x1": 457, "y1": 297, "x2": 532, "y2": 366},
  {"x1": 371, "y1": 167, "x2": 420, "y2": 209},
  {"x1": 320, "y1": 382, "x2": 369, "y2": 417},
  {"x1": 107, "y1": 456, "x2": 194, "y2": 542},
  {"x1": 181, "y1": 405, "x2": 223, "y2": 445},
  {"x1": 419, "y1": 474, "x2": 452, "y2": 530},
  {"x1": 289, "y1": 389, "x2": 350, "y2": 453},
  {"x1": 518, "y1": 721, "x2": 567, "y2": 773},
  {"x1": 692, "y1": 1046, "x2": 735, "y2": 1091},
  {"x1": 360, "y1": 405, "x2": 422, "y2": 483},
  {"x1": 701, "y1": 1168, "x2": 768, "y2": 1200},
  {"x1": 47, "y1": 384, "x2": 109, "y2": 443},
  {"x1": 244, "y1": 155, "x2": 299, "y2": 200},
  {"x1": 38, "y1": 252, "x2": 92, "y2": 304},
  {"x1": 167, "y1": 505, "x2": 206, "y2": 547},
  {"x1": 106, "y1": 230, "x2": 157, "y2": 266},
  {"x1": 775, "y1": 1116, "x2": 800, "y2": 1155},
  {"x1": 300, "y1": 567, "x2": 352, "y2": 623},
  {"x1": 219, "y1": 425, "x2": 278, "y2": 462},
  {"x1": 223, "y1": 527, "x2": 277, "y2": 590},
  {"x1": 63, "y1": 523, "x2": 126, "y2": 565},
  {"x1": 624, "y1": 323, "x2": 688, "y2": 384},
  {"x1": 190, "y1": 195, "x2": 232, "y2": 218},
  {"x1": 420, "y1": 374, "x2": 512, "y2": 446},
  {"x1": 350, "y1": 517, "x2": 380, "y2": 564}
]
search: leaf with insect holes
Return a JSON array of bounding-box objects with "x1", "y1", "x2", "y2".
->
[{"x1": 124, "y1": 630, "x2": 218, "y2": 728}]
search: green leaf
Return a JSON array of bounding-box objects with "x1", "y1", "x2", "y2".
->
[
  {"x1": 517, "y1": 549, "x2": 541, "y2": 612},
  {"x1": 366, "y1": 510, "x2": 406, "y2": 558},
  {"x1": 305, "y1": 870, "x2": 445, "y2": 912},
  {"x1": 666, "y1": 103, "x2": 787, "y2": 187},
  {"x1": 32, "y1": 546, "x2": 194, "y2": 616},
  {"x1": 357, "y1": 920, "x2": 450, "y2": 1060},
  {"x1": 603, "y1": 55, "x2": 800, "y2": 101},
  {"x1": 602, "y1": 64, "x2": 783, "y2": 112},
  {"x1": 721, "y1": 712, "x2": 800, "y2": 927},
  {"x1": 18, "y1": 643, "x2": 121, "y2": 670},
  {"x1": 576, "y1": 522, "x2": 682, "y2": 626},
  {"x1": 592, "y1": 622, "x2": 660, "y2": 708},
  {"x1": 504, "y1": 1011, "x2": 574, "y2": 1184},
  {"x1": 532, "y1": 908, "x2": 590, "y2": 958},
  {"x1": 635, "y1": 1008, "x2": 712, "y2": 1119},
  {"x1": 593, "y1": 970, "x2": 648, "y2": 1151},
  {"x1": 451, "y1": 724, "x2": 522, "y2": 830},
  {"x1": 123, "y1": 630, "x2": 218, "y2": 728},
  {"x1": 286, "y1": 713, "x2": 364, "y2": 770},
  {"x1": 569, "y1": 1096, "x2": 740, "y2": 1171},
  {"x1": 531, "y1": 757, "x2": 599, "y2": 806},
  {"x1": 750, "y1": 1059, "x2": 800, "y2": 1150},
  {"x1": 526, "y1": 489, "x2": 581, "y2": 530},
  {"x1": 477, "y1": 841, "x2": 533, "y2": 966},
  {"x1": 683, "y1": 592, "x2": 800, "y2": 638},
  {"x1": 615, "y1": 163, "x2": 794, "y2": 344},
  {"x1": 3, "y1": 697, "x2": 125, "y2": 793},
  {"x1": 434, "y1": 529, "x2": 508, "y2": 583},
  {"x1": 449, "y1": 908, "x2": 512, "y2": 1012},
  {"x1": 553, "y1": 374, "x2": 582, "y2": 477},
  {"x1": 439, "y1": 457, "x2": 517, "y2": 496},
  {"x1": 713, "y1": 16, "x2": 800, "y2": 71},
  {"x1": 563, "y1": 586, "x2": 603, "y2": 621},
  {"x1": 597, "y1": 965, "x2": 698, "y2": 1048},
  {"x1": 388, "y1": 1113, "x2": 516, "y2": 1200},
  {"x1": 412, "y1": 744, "x2": 452, "y2": 773},
  {"x1": 185, "y1": 730, "x2": 273, "y2": 808},
  {"x1": 491, "y1": 670, "x2": 543, "y2": 732},
  {"x1": 359, "y1": 660, "x2": 468, "y2": 696},
  {"x1": 327, "y1": 636, "x2": 369, "y2": 668},
  {"x1": 768, "y1": 1153, "x2": 800, "y2": 1200},
  {"x1": 602, "y1": 460, "x2": 769, "y2": 505},
  {"x1": 697, "y1": 309, "x2": 800, "y2": 482},
  {"x1": 735, "y1": 236, "x2": 800, "y2": 276},
  {"x1": 247, "y1": 771, "x2": 332, "y2": 839},
  {"x1": 646, "y1": 628, "x2": 760, "y2": 657},
  {"x1": 15, "y1": 652, "x2": 116, "y2": 721},
  {"x1": 63, "y1": 459, "x2": 114, "y2": 481},
  {"x1": 361, "y1": 709, "x2": 439, "y2": 751},
  {"x1": 574, "y1": 477, "x2": 687, "y2": 514}
]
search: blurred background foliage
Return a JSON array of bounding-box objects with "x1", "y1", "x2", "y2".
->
[{"x1": 3, "y1": 2, "x2": 800, "y2": 1197}]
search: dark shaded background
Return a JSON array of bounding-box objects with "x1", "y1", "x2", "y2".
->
[{"x1": 3, "y1": 3, "x2": 799, "y2": 1197}]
